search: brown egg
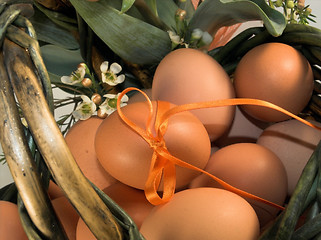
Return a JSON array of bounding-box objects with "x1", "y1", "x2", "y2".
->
[
  {"x1": 65, "y1": 116, "x2": 118, "y2": 190},
  {"x1": 189, "y1": 143, "x2": 287, "y2": 227},
  {"x1": 0, "y1": 201, "x2": 28, "y2": 240},
  {"x1": 48, "y1": 180, "x2": 64, "y2": 200},
  {"x1": 52, "y1": 196, "x2": 79, "y2": 240},
  {"x1": 215, "y1": 106, "x2": 268, "y2": 147},
  {"x1": 76, "y1": 218, "x2": 96, "y2": 240},
  {"x1": 188, "y1": 145, "x2": 219, "y2": 187},
  {"x1": 234, "y1": 42, "x2": 314, "y2": 122},
  {"x1": 76, "y1": 182, "x2": 154, "y2": 239},
  {"x1": 95, "y1": 101, "x2": 211, "y2": 190},
  {"x1": 128, "y1": 88, "x2": 152, "y2": 104},
  {"x1": 103, "y1": 182, "x2": 154, "y2": 228},
  {"x1": 257, "y1": 119, "x2": 321, "y2": 196},
  {"x1": 140, "y1": 188, "x2": 260, "y2": 240},
  {"x1": 152, "y1": 48, "x2": 235, "y2": 141}
]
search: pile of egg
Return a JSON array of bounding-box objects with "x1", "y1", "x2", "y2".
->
[
  {"x1": 38, "y1": 46, "x2": 321, "y2": 239},
  {"x1": 72, "y1": 46, "x2": 321, "y2": 240}
]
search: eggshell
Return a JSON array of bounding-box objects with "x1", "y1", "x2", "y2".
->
[
  {"x1": 0, "y1": 200, "x2": 28, "y2": 240},
  {"x1": 76, "y1": 218, "x2": 96, "y2": 240},
  {"x1": 128, "y1": 88, "x2": 152, "y2": 104},
  {"x1": 76, "y1": 182, "x2": 154, "y2": 239},
  {"x1": 52, "y1": 196, "x2": 80, "y2": 240},
  {"x1": 215, "y1": 106, "x2": 268, "y2": 147},
  {"x1": 152, "y1": 48, "x2": 235, "y2": 141},
  {"x1": 234, "y1": 42, "x2": 314, "y2": 122},
  {"x1": 140, "y1": 188, "x2": 260, "y2": 240},
  {"x1": 65, "y1": 116, "x2": 118, "y2": 190},
  {"x1": 189, "y1": 143, "x2": 287, "y2": 227},
  {"x1": 103, "y1": 182, "x2": 154, "y2": 228},
  {"x1": 257, "y1": 119, "x2": 321, "y2": 196},
  {"x1": 188, "y1": 145, "x2": 219, "y2": 182},
  {"x1": 48, "y1": 180, "x2": 64, "y2": 200},
  {"x1": 95, "y1": 101, "x2": 211, "y2": 190}
]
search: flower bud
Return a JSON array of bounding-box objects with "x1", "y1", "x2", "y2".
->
[
  {"x1": 78, "y1": 63, "x2": 87, "y2": 71},
  {"x1": 274, "y1": 0, "x2": 283, "y2": 7},
  {"x1": 286, "y1": 0, "x2": 294, "y2": 8},
  {"x1": 304, "y1": 8, "x2": 312, "y2": 16},
  {"x1": 297, "y1": 0, "x2": 305, "y2": 10},
  {"x1": 91, "y1": 93, "x2": 102, "y2": 105},
  {"x1": 81, "y1": 78, "x2": 92, "y2": 87},
  {"x1": 97, "y1": 108, "x2": 107, "y2": 119},
  {"x1": 175, "y1": 9, "x2": 186, "y2": 21}
]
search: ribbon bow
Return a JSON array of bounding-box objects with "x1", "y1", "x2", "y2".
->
[{"x1": 117, "y1": 87, "x2": 321, "y2": 211}]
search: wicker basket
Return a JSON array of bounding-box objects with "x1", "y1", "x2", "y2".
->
[{"x1": 1, "y1": 1, "x2": 321, "y2": 240}]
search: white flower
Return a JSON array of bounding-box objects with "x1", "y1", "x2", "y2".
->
[
  {"x1": 167, "y1": 30, "x2": 183, "y2": 45},
  {"x1": 99, "y1": 93, "x2": 129, "y2": 116},
  {"x1": 167, "y1": 30, "x2": 185, "y2": 49},
  {"x1": 61, "y1": 63, "x2": 86, "y2": 85},
  {"x1": 72, "y1": 95, "x2": 97, "y2": 120},
  {"x1": 100, "y1": 61, "x2": 125, "y2": 86}
]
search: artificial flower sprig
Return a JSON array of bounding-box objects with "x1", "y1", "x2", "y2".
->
[
  {"x1": 167, "y1": 8, "x2": 214, "y2": 51},
  {"x1": 58, "y1": 61, "x2": 129, "y2": 124},
  {"x1": 268, "y1": 0, "x2": 316, "y2": 24}
]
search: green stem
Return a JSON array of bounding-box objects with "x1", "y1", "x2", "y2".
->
[
  {"x1": 276, "y1": 141, "x2": 321, "y2": 239},
  {"x1": 55, "y1": 101, "x2": 77, "y2": 109},
  {"x1": 228, "y1": 29, "x2": 272, "y2": 65},
  {"x1": 17, "y1": 196, "x2": 49, "y2": 240},
  {"x1": 52, "y1": 83, "x2": 89, "y2": 95},
  {"x1": 54, "y1": 97, "x2": 77, "y2": 105},
  {"x1": 259, "y1": 174, "x2": 318, "y2": 239},
  {"x1": 6, "y1": 21, "x2": 55, "y2": 113},
  {"x1": 292, "y1": 211, "x2": 321, "y2": 239},
  {"x1": 0, "y1": 4, "x2": 21, "y2": 45},
  {"x1": 211, "y1": 26, "x2": 265, "y2": 64},
  {"x1": 0, "y1": 183, "x2": 17, "y2": 203}
]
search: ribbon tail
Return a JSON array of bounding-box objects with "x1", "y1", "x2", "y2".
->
[{"x1": 157, "y1": 148, "x2": 285, "y2": 211}]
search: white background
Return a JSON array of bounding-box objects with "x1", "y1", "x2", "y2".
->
[{"x1": 1, "y1": 0, "x2": 321, "y2": 188}]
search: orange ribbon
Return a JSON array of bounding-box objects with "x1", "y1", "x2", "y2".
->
[{"x1": 117, "y1": 87, "x2": 321, "y2": 211}]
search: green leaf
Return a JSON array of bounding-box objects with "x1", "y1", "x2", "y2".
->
[
  {"x1": 30, "y1": 8, "x2": 79, "y2": 50},
  {"x1": 121, "y1": 0, "x2": 136, "y2": 13},
  {"x1": 103, "y1": 0, "x2": 146, "y2": 20},
  {"x1": 130, "y1": 0, "x2": 171, "y2": 31},
  {"x1": 145, "y1": 0, "x2": 158, "y2": 16},
  {"x1": 187, "y1": 0, "x2": 287, "y2": 38},
  {"x1": 34, "y1": 2, "x2": 78, "y2": 32},
  {"x1": 40, "y1": 45, "x2": 94, "y2": 95},
  {"x1": 69, "y1": 0, "x2": 171, "y2": 65},
  {"x1": 144, "y1": 0, "x2": 179, "y2": 29},
  {"x1": 40, "y1": 45, "x2": 83, "y2": 77},
  {"x1": 155, "y1": 0, "x2": 179, "y2": 29}
]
